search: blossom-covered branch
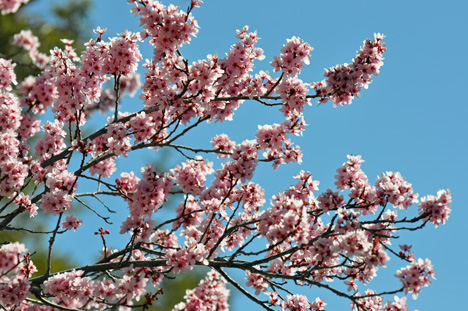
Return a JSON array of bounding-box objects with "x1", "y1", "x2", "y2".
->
[{"x1": 0, "y1": 1, "x2": 451, "y2": 311}]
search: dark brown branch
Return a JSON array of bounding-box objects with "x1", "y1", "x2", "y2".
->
[{"x1": 214, "y1": 267, "x2": 275, "y2": 311}]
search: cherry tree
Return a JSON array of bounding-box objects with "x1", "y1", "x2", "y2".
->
[{"x1": 0, "y1": 0, "x2": 453, "y2": 310}]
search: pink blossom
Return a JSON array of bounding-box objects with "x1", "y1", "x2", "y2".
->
[
  {"x1": 335, "y1": 154, "x2": 367, "y2": 190},
  {"x1": 0, "y1": 95, "x2": 18, "y2": 125},
  {"x1": 115, "y1": 171, "x2": 140, "y2": 198},
  {"x1": 271, "y1": 36, "x2": 313, "y2": 77},
  {"x1": 317, "y1": 188, "x2": 346, "y2": 212},
  {"x1": 40, "y1": 170, "x2": 77, "y2": 214},
  {"x1": 120, "y1": 166, "x2": 173, "y2": 236},
  {"x1": 228, "y1": 139, "x2": 259, "y2": 182},
  {"x1": 216, "y1": 26, "x2": 264, "y2": 101},
  {"x1": 0, "y1": 0, "x2": 30, "y2": 15},
  {"x1": 418, "y1": 189, "x2": 452, "y2": 227},
  {"x1": 277, "y1": 77, "x2": 310, "y2": 119},
  {"x1": 239, "y1": 182, "x2": 265, "y2": 214},
  {"x1": 173, "y1": 270, "x2": 230, "y2": 311},
  {"x1": 0, "y1": 3, "x2": 452, "y2": 310},
  {"x1": 256, "y1": 123, "x2": 289, "y2": 152},
  {"x1": 34, "y1": 120, "x2": 66, "y2": 162},
  {"x1": 13, "y1": 30, "x2": 39, "y2": 51},
  {"x1": 382, "y1": 296, "x2": 409, "y2": 311},
  {"x1": 351, "y1": 289, "x2": 383, "y2": 311},
  {"x1": 285, "y1": 170, "x2": 320, "y2": 201},
  {"x1": 333, "y1": 230, "x2": 372, "y2": 258},
  {"x1": 268, "y1": 258, "x2": 296, "y2": 276},
  {"x1": 14, "y1": 193, "x2": 38, "y2": 217},
  {"x1": 115, "y1": 271, "x2": 149, "y2": 302},
  {"x1": 106, "y1": 122, "x2": 131, "y2": 157},
  {"x1": 0, "y1": 58, "x2": 17, "y2": 91},
  {"x1": 211, "y1": 134, "x2": 236, "y2": 158},
  {"x1": 395, "y1": 258, "x2": 435, "y2": 299},
  {"x1": 44, "y1": 270, "x2": 97, "y2": 308},
  {"x1": 149, "y1": 229, "x2": 179, "y2": 249},
  {"x1": 0, "y1": 275, "x2": 30, "y2": 308},
  {"x1": 0, "y1": 242, "x2": 29, "y2": 275},
  {"x1": 22, "y1": 73, "x2": 56, "y2": 114},
  {"x1": 375, "y1": 171, "x2": 419, "y2": 209},
  {"x1": 93, "y1": 26, "x2": 107, "y2": 36},
  {"x1": 245, "y1": 269, "x2": 269, "y2": 295},
  {"x1": 173, "y1": 157, "x2": 214, "y2": 195},
  {"x1": 61, "y1": 215, "x2": 83, "y2": 231},
  {"x1": 89, "y1": 156, "x2": 117, "y2": 178},
  {"x1": 17, "y1": 113, "x2": 40, "y2": 139},
  {"x1": 41, "y1": 190, "x2": 73, "y2": 214},
  {"x1": 282, "y1": 294, "x2": 326, "y2": 311},
  {"x1": 129, "y1": 112, "x2": 156, "y2": 142},
  {"x1": 0, "y1": 160, "x2": 29, "y2": 196},
  {"x1": 344, "y1": 280, "x2": 358, "y2": 292},
  {"x1": 186, "y1": 56, "x2": 224, "y2": 104},
  {"x1": 103, "y1": 30, "x2": 142, "y2": 76},
  {"x1": 165, "y1": 248, "x2": 191, "y2": 274},
  {"x1": 130, "y1": 0, "x2": 199, "y2": 61},
  {"x1": 173, "y1": 196, "x2": 203, "y2": 229},
  {"x1": 314, "y1": 33, "x2": 386, "y2": 107}
]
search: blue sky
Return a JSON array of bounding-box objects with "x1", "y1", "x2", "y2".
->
[{"x1": 24, "y1": 0, "x2": 468, "y2": 310}]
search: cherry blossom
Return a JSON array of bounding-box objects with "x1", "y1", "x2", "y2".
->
[
  {"x1": 13, "y1": 30, "x2": 39, "y2": 51},
  {"x1": 395, "y1": 258, "x2": 435, "y2": 299},
  {"x1": 246, "y1": 269, "x2": 269, "y2": 295},
  {"x1": 0, "y1": 275, "x2": 30, "y2": 309},
  {"x1": 313, "y1": 33, "x2": 387, "y2": 107},
  {"x1": 375, "y1": 171, "x2": 419, "y2": 209},
  {"x1": 418, "y1": 189, "x2": 452, "y2": 227},
  {"x1": 61, "y1": 215, "x2": 83, "y2": 231},
  {"x1": 271, "y1": 36, "x2": 313, "y2": 77},
  {"x1": 173, "y1": 271, "x2": 230, "y2": 311},
  {"x1": 0, "y1": 59, "x2": 17, "y2": 91},
  {"x1": 172, "y1": 157, "x2": 214, "y2": 195},
  {"x1": 0, "y1": 0, "x2": 29, "y2": 15}
]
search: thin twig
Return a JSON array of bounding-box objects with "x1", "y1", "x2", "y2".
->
[
  {"x1": 215, "y1": 267, "x2": 275, "y2": 311},
  {"x1": 46, "y1": 213, "x2": 64, "y2": 276}
]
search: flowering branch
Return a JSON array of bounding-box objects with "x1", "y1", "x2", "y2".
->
[{"x1": 0, "y1": 1, "x2": 451, "y2": 311}]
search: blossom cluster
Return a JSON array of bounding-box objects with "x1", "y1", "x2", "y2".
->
[
  {"x1": 313, "y1": 33, "x2": 387, "y2": 107},
  {"x1": 418, "y1": 189, "x2": 452, "y2": 227},
  {"x1": 41, "y1": 169, "x2": 77, "y2": 214},
  {"x1": 255, "y1": 120, "x2": 305, "y2": 168},
  {"x1": 277, "y1": 77, "x2": 310, "y2": 120},
  {"x1": 217, "y1": 26, "x2": 265, "y2": 98},
  {"x1": 120, "y1": 165, "x2": 173, "y2": 241},
  {"x1": 129, "y1": 0, "x2": 199, "y2": 61},
  {"x1": 0, "y1": 0, "x2": 29, "y2": 15},
  {"x1": 0, "y1": 243, "x2": 36, "y2": 309},
  {"x1": 334, "y1": 154, "x2": 377, "y2": 210},
  {"x1": 282, "y1": 295, "x2": 326, "y2": 311},
  {"x1": 172, "y1": 157, "x2": 214, "y2": 196},
  {"x1": 13, "y1": 30, "x2": 49, "y2": 68},
  {"x1": 271, "y1": 36, "x2": 313, "y2": 77},
  {"x1": 0, "y1": 91, "x2": 30, "y2": 198},
  {"x1": 395, "y1": 258, "x2": 435, "y2": 299},
  {"x1": 352, "y1": 290, "x2": 410, "y2": 311},
  {"x1": 42, "y1": 267, "x2": 153, "y2": 309},
  {"x1": 245, "y1": 269, "x2": 269, "y2": 295},
  {"x1": 0, "y1": 59, "x2": 17, "y2": 91},
  {"x1": 103, "y1": 30, "x2": 142, "y2": 76},
  {"x1": 375, "y1": 171, "x2": 419, "y2": 209},
  {"x1": 173, "y1": 271, "x2": 230, "y2": 311}
]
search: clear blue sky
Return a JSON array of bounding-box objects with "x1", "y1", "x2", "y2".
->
[{"x1": 25, "y1": 0, "x2": 468, "y2": 310}]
